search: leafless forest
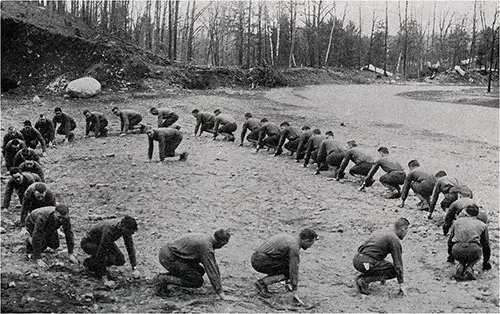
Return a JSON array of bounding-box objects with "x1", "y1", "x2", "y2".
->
[{"x1": 35, "y1": 0, "x2": 498, "y2": 81}]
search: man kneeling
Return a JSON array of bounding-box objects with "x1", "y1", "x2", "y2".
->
[
  {"x1": 353, "y1": 218, "x2": 410, "y2": 296},
  {"x1": 81, "y1": 215, "x2": 140, "y2": 287},
  {"x1": 251, "y1": 228, "x2": 318, "y2": 303},
  {"x1": 158, "y1": 229, "x2": 233, "y2": 300}
]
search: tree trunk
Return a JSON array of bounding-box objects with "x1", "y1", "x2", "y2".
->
[
  {"x1": 187, "y1": 0, "x2": 196, "y2": 61},
  {"x1": 384, "y1": 0, "x2": 388, "y2": 76},
  {"x1": 469, "y1": 0, "x2": 477, "y2": 69},
  {"x1": 246, "y1": 0, "x2": 252, "y2": 68},
  {"x1": 403, "y1": 0, "x2": 408, "y2": 79},
  {"x1": 368, "y1": 10, "x2": 376, "y2": 66},
  {"x1": 173, "y1": 1, "x2": 179, "y2": 60},
  {"x1": 487, "y1": 10, "x2": 498, "y2": 93}
]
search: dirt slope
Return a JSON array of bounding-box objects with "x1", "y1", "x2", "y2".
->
[{"x1": 0, "y1": 84, "x2": 498, "y2": 313}]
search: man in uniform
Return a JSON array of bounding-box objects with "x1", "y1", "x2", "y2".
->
[
  {"x1": 13, "y1": 146, "x2": 40, "y2": 168},
  {"x1": 275, "y1": 122, "x2": 301, "y2": 157},
  {"x1": 35, "y1": 115, "x2": 55, "y2": 146},
  {"x1": 1, "y1": 168, "x2": 41, "y2": 210},
  {"x1": 2, "y1": 126, "x2": 24, "y2": 156},
  {"x1": 147, "y1": 128, "x2": 188, "y2": 163},
  {"x1": 158, "y1": 229, "x2": 233, "y2": 300},
  {"x1": 3, "y1": 139, "x2": 26, "y2": 171},
  {"x1": 448, "y1": 205, "x2": 491, "y2": 281},
  {"x1": 81, "y1": 215, "x2": 140, "y2": 287},
  {"x1": 428, "y1": 171, "x2": 473, "y2": 219},
  {"x1": 303, "y1": 130, "x2": 325, "y2": 168},
  {"x1": 360, "y1": 147, "x2": 406, "y2": 199},
  {"x1": 213, "y1": 109, "x2": 237, "y2": 142},
  {"x1": 25, "y1": 205, "x2": 78, "y2": 268},
  {"x1": 443, "y1": 198, "x2": 488, "y2": 236},
  {"x1": 20, "y1": 182, "x2": 56, "y2": 226},
  {"x1": 400, "y1": 160, "x2": 436, "y2": 211},
  {"x1": 294, "y1": 126, "x2": 313, "y2": 161},
  {"x1": 239, "y1": 112, "x2": 261, "y2": 146},
  {"x1": 52, "y1": 107, "x2": 76, "y2": 143},
  {"x1": 112, "y1": 106, "x2": 145, "y2": 136},
  {"x1": 150, "y1": 107, "x2": 179, "y2": 128},
  {"x1": 336, "y1": 140, "x2": 375, "y2": 180},
  {"x1": 256, "y1": 119, "x2": 281, "y2": 152},
  {"x1": 83, "y1": 109, "x2": 108, "y2": 138},
  {"x1": 18, "y1": 160, "x2": 45, "y2": 182},
  {"x1": 192, "y1": 109, "x2": 215, "y2": 136},
  {"x1": 251, "y1": 228, "x2": 318, "y2": 302},
  {"x1": 353, "y1": 218, "x2": 410, "y2": 296},
  {"x1": 315, "y1": 131, "x2": 346, "y2": 175},
  {"x1": 20, "y1": 120, "x2": 47, "y2": 155}
]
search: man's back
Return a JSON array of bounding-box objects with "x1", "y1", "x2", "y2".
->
[{"x1": 168, "y1": 233, "x2": 213, "y2": 261}]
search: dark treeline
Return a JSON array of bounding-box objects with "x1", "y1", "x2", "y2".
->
[{"x1": 37, "y1": 0, "x2": 498, "y2": 79}]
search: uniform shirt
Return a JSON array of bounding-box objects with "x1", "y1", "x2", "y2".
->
[
  {"x1": 156, "y1": 108, "x2": 176, "y2": 127},
  {"x1": 303, "y1": 134, "x2": 326, "y2": 165},
  {"x1": 35, "y1": 119, "x2": 55, "y2": 142},
  {"x1": 240, "y1": 118, "x2": 261, "y2": 142},
  {"x1": 338, "y1": 148, "x2": 375, "y2": 174},
  {"x1": 85, "y1": 112, "x2": 107, "y2": 135},
  {"x1": 213, "y1": 114, "x2": 236, "y2": 137},
  {"x1": 296, "y1": 130, "x2": 314, "y2": 158},
  {"x1": 20, "y1": 127, "x2": 46, "y2": 152},
  {"x1": 167, "y1": 233, "x2": 223, "y2": 293},
  {"x1": 118, "y1": 109, "x2": 142, "y2": 132},
  {"x1": 52, "y1": 112, "x2": 76, "y2": 136},
  {"x1": 257, "y1": 123, "x2": 281, "y2": 146},
  {"x1": 357, "y1": 228, "x2": 404, "y2": 283},
  {"x1": 277, "y1": 126, "x2": 301, "y2": 149},
  {"x1": 82, "y1": 220, "x2": 137, "y2": 268},
  {"x1": 13, "y1": 148, "x2": 40, "y2": 168},
  {"x1": 430, "y1": 176, "x2": 471, "y2": 211},
  {"x1": 448, "y1": 216, "x2": 490, "y2": 263},
  {"x1": 19, "y1": 161, "x2": 45, "y2": 182},
  {"x1": 2, "y1": 131, "x2": 24, "y2": 153},
  {"x1": 194, "y1": 112, "x2": 214, "y2": 135},
  {"x1": 317, "y1": 139, "x2": 345, "y2": 161},
  {"x1": 1, "y1": 172, "x2": 41, "y2": 208},
  {"x1": 254, "y1": 234, "x2": 301, "y2": 291},
  {"x1": 401, "y1": 168, "x2": 436, "y2": 201},
  {"x1": 148, "y1": 128, "x2": 182, "y2": 161},
  {"x1": 365, "y1": 156, "x2": 405, "y2": 183},
  {"x1": 443, "y1": 198, "x2": 488, "y2": 235},
  {"x1": 25, "y1": 206, "x2": 74, "y2": 259},
  {"x1": 20, "y1": 183, "x2": 56, "y2": 225}
]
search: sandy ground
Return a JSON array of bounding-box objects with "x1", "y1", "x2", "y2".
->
[{"x1": 1, "y1": 83, "x2": 498, "y2": 313}]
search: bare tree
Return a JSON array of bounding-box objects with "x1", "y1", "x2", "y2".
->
[
  {"x1": 368, "y1": 9, "x2": 377, "y2": 66},
  {"x1": 487, "y1": 8, "x2": 498, "y2": 93},
  {"x1": 469, "y1": 0, "x2": 477, "y2": 69},
  {"x1": 384, "y1": 0, "x2": 388, "y2": 75}
]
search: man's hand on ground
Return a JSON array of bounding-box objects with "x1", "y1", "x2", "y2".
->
[
  {"x1": 68, "y1": 253, "x2": 79, "y2": 264},
  {"x1": 132, "y1": 268, "x2": 141, "y2": 278},
  {"x1": 36, "y1": 259, "x2": 48, "y2": 268}
]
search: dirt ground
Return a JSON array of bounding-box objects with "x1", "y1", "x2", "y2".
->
[{"x1": 1, "y1": 82, "x2": 498, "y2": 313}]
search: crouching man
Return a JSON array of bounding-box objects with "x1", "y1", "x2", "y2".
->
[
  {"x1": 251, "y1": 228, "x2": 318, "y2": 304},
  {"x1": 353, "y1": 218, "x2": 410, "y2": 296},
  {"x1": 147, "y1": 128, "x2": 188, "y2": 163},
  {"x1": 157, "y1": 229, "x2": 236, "y2": 300},
  {"x1": 81, "y1": 215, "x2": 140, "y2": 287},
  {"x1": 447, "y1": 205, "x2": 491, "y2": 281},
  {"x1": 25, "y1": 205, "x2": 78, "y2": 268}
]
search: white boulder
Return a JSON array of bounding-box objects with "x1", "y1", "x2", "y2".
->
[{"x1": 65, "y1": 77, "x2": 101, "y2": 98}]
